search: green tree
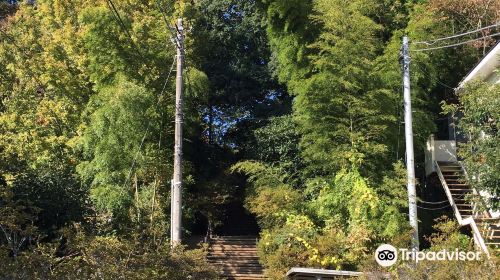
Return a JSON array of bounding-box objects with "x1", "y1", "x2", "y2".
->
[
  {"x1": 0, "y1": 0, "x2": 95, "y2": 237},
  {"x1": 77, "y1": 76, "x2": 166, "y2": 227},
  {"x1": 443, "y1": 82, "x2": 500, "y2": 210}
]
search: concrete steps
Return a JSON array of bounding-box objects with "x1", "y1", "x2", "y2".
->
[
  {"x1": 207, "y1": 236, "x2": 267, "y2": 280},
  {"x1": 437, "y1": 161, "x2": 500, "y2": 252}
]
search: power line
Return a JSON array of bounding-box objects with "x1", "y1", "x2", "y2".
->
[
  {"x1": 155, "y1": 0, "x2": 180, "y2": 49},
  {"x1": 412, "y1": 32, "x2": 500, "y2": 52},
  {"x1": 412, "y1": 63, "x2": 456, "y2": 90},
  {"x1": 418, "y1": 198, "x2": 449, "y2": 205},
  {"x1": 417, "y1": 204, "x2": 451, "y2": 211},
  {"x1": 105, "y1": 0, "x2": 144, "y2": 58},
  {"x1": 413, "y1": 23, "x2": 500, "y2": 45},
  {"x1": 105, "y1": 0, "x2": 170, "y2": 190},
  {"x1": 418, "y1": 192, "x2": 471, "y2": 206}
]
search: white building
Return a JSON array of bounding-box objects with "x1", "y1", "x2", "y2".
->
[{"x1": 425, "y1": 42, "x2": 500, "y2": 218}]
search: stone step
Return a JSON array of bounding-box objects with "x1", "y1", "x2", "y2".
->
[
  {"x1": 209, "y1": 247, "x2": 259, "y2": 252},
  {"x1": 438, "y1": 163, "x2": 461, "y2": 167},
  {"x1": 215, "y1": 263, "x2": 263, "y2": 268},
  {"x1": 439, "y1": 164, "x2": 462, "y2": 168},
  {"x1": 210, "y1": 248, "x2": 258, "y2": 252},
  {"x1": 223, "y1": 270, "x2": 265, "y2": 275},
  {"x1": 219, "y1": 266, "x2": 263, "y2": 270},
  {"x1": 210, "y1": 250, "x2": 259, "y2": 255},
  {"x1": 475, "y1": 217, "x2": 500, "y2": 221},
  {"x1": 222, "y1": 273, "x2": 267, "y2": 278},
  {"x1": 210, "y1": 258, "x2": 261, "y2": 263},
  {"x1": 487, "y1": 227, "x2": 500, "y2": 231},
  {"x1": 212, "y1": 236, "x2": 257, "y2": 240},
  {"x1": 221, "y1": 266, "x2": 264, "y2": 270},
  {"x1": 449, "y1": 187, "x2": 472, "y2": 190},
  {"x1": 212, "y1": 262, "x2": 261, "y2": 266},
  {"x1": 209, "y1": 253, "x2": 259, "y2": 258},
  {"x1": 210, "y1": 251, "x2": 259, "y2": 255},
  {"x1": 210, "y1": 244, "x2": 258, "y2": 248},
  {"x1": 223, "y1": 276, "x2": 267, "y2": 279},
  {"x1": 449, "y1": 189, "x2": 473, "y2": 192},
  {"x1": 208, "y1": 255, "x2": 260, "y2": 260},
  {"x1": 211, "y1": 243, "x2": 257, "y2": 247},
  {"x1": 441, "y1": 170, "x2": 463, "y2": 173},
  {"x1": 454, "y1": 197, "x2": 482, "y2": 201},
  {"x1": 440, "y1": 165, "x2": 462, "y2": 168},
  {"x1": 451, "y1": 193, "x2": 480, "y2": 198},
  {"x1": 211, "y1": 240, "x2": 257, "y2": 243},
  {"x1": 208, "y1": 236, "x2": 265, "y2": 279}
]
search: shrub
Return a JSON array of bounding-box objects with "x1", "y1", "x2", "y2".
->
[
  {"x1": 0, "y1": 231, "x2": 218, "y2": 280},
  {"x1": 362, "y1": 217, "x2": 500, "y2": 280}
]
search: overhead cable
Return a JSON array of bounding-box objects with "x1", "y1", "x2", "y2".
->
[
  {"x1": 413, "y1": 23, "x2": 500, "y2": 46},
  {"x1": 412, "y1": 32, "x2": 500, "y2": 52},
  {"x1": 417, "y1": 204, "x2": 451, "y2": 211},
  {"x1": 106, "y1": 0, "x2": 144, "y2": 58}
]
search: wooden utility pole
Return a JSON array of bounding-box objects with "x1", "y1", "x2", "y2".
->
[
  {"x1": 402, "y1": 36, "x2": 419, "y2": 251},
  {"x1": 171, "y1": 18, "x2": 184, "y2": 245}
]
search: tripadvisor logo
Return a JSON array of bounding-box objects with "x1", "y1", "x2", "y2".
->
[
  {"x1": 374, "y1": 244, "x2": 482, "y2": 267},
  {"x1": 375, "y1": 244, "x2": 398, "y2": 267}
]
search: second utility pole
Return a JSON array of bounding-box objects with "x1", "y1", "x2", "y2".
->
[
  {"x1": 402, "y1": 36, "x2": 419, "y2": 251},
  {"x1": 171, "y1": 18, "x2": 184, "y2": 245}
]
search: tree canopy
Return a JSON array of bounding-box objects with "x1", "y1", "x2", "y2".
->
[{"x1": 0, "y1": 0, "x2": 499, "y2": 279}]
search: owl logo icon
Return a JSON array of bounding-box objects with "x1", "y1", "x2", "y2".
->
[{"x1": 375, "y1": 244, "x2": 398, "y2": 267}]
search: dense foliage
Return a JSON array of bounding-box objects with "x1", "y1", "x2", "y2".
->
[
  {"x1": 0, "y1": 227, "x2": 218, "y2": 280},
  {"x1": 443, "y1": 82, "x2": 500, "y2": 210},
  {"x1": 363, "y1": 217, "x2": 500, "y2": 279},
  {"x1": 0, "y1": 0, "x2": 498, "y2": 278},
  {"x1": 232, "y1": 0, "x2": 499, "y2": 277}
]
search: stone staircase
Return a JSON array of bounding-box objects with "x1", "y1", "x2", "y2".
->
[
  {"x1": 436, "y1": 161, "x2": 500, "y2": 255},
  {"x1": 207, "y1": 236, "x2": 266, "y2": 280}
]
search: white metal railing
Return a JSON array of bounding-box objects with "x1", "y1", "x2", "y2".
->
[
  {"x1": 457, "y1": 161, "x2": 493, "y2": 219},
  {"x1": 457, "y1": 162, "x2": 498, "y2": 244},
  {"x1": 434, "y1": 161, "x2": 491, "y2": 258}
]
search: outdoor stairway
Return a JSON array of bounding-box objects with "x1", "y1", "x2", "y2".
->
[
  {"x1": 436, "y1": 161, "x2": 500, "y2": 255},
  {"x1": 207, "y1": 236, "x2": 266, "y2": 280}
]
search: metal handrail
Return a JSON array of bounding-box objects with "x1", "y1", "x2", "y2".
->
[
  {"x1": 434, "y1": 161, "x2": 491, "y2": 258},
  {"x1": 435, "y1": 162, "x2": 463, "y2": 221},
  {"x1": 457, "y1": 162, "x2": 496, "y2": 240},
  {"x1": 457, "y1": 161, "x2": 492, "y2": 219}
]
